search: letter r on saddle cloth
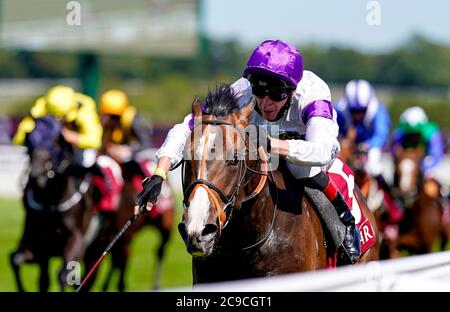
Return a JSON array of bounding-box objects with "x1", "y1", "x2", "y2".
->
[{"x1": 327, "y1": 158, "x2": 377, "y2": 253}]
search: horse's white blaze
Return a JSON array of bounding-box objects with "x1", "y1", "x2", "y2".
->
[
  {"x1": 195, "y1": 132, "x2": 217, "y2": 179},
  {"x1": 186, "y1": 187, "x2": 211, "y2": 236},
  {"x1": 399, "y1": 158, "x2": 415, "y2": 192}
]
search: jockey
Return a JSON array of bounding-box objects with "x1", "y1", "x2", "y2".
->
[
  {"x1": 136, "y1": 39, "x2": 361, "y2": 264},
  {"x1": 334, "y1": 80, "x2": 403, "y2": 224},
  {"x1": 392, "y1": 106, "x2": 444, "y2": 176},
  {"x1": 334, "y1": 79, "x2": 391, "y2": 178},
  {"x1": 392, "y1": 106, "x2": 447, "y2": 209},
  {"x1": 13, "y1": 85, "x2": 102, "y2": 175},
  {"x1": 99, "y1": 89, "x2": 152, "y2": 170}
]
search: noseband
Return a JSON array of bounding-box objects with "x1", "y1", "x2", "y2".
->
[{"x1": 183, "y1": 118, "x2": 269, "y2": 236}]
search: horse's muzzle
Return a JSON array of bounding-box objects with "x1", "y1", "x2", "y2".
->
[{"x1": 178, "y1": 223, "x2": 217, "y2": 257}]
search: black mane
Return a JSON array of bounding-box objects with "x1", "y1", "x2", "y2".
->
[{"x1": 203, "y1": 84, "x2": 240, "y2": 116}]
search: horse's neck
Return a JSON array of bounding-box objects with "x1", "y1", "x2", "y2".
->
[
  {"x1": 396, "y1": 157, "x2": 421, "y2": 193},
  {"x1": 221, "y1": 181, "x2": 274, "y2": 250},
  {"x1": 356, "y1": 172, "x2": 370, "y2": 193}
]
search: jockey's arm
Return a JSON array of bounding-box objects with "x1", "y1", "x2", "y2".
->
[
  {"x1": 363, "y1": 104, "x2": 391, "y2": 149},
  {"x1": 279, "y1": 72, "x2": 339, "y2": 167},
  {"x1": 61, "y1": 127, "x2": 79, "y2": 145},
  {"x1": 13, "y1": 116, "x2": 35, "y2": 146},
  {"x1": 391, "y1": 128, "x2": 405, "y2": 159},
  {"x1": 71, "y1": 107, "x2": 102, "y2": 150},
  {"x1": 422, "y1": 130, "x2": 445, "y2": 173},
  {"x1": 281, "y1": 116, "x2": 339, "y2": 167},
  {"x1": 134, "y1": 115, "x2": 190, "y2": 214},
  {"x1": 12, "y1": 97, "x2": 46, "y2": 146},
  {"x1": 155, "y1": 113, "x2": 193, "y2": 169}
]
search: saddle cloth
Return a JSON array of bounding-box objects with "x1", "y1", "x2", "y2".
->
[
  {"x1": 327, "y1": 158, "x2": 377, "y2": 254},
  {"x1": 92, "y1": 155, "x2": 124, "y2": 213}
]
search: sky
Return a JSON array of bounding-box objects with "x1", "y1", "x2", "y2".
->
[{"x1": 204, "y1": 0, "x2": 450, "y2": 52}]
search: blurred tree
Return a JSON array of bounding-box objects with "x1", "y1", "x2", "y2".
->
[
  {"x1": 302, "y1": 45, "x2": 376, "y2": 82},
  {"x1": 0, "y1": 51, "x2": 27, "y2": 78},
  {"x1": 376, "y1": 35, "x2": 450, "y2": 86}
]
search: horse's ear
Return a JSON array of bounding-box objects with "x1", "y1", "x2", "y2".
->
[
  {"x1": 239, "y1": 100, "x2": 254, "y2": 123},
  {"x1": 192, "y1": 96, "x2": 202, "y2": 118}
]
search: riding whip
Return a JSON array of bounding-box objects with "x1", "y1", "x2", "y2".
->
[{"x1": 76, "y1": 204, "x2": 147, "y2": 292}]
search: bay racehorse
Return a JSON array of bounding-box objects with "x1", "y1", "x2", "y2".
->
[
  {"x1": 386, "y1": 148, "x2": 449, "y2": 257},
  {"x1": 177, "y1": 86, "x2": 378, "y2": 284},
  {"x1": 10, "y1": 116, "x2": 96, "y2": 291}
]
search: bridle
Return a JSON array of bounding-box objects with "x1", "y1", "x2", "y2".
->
[
  {"x1": 27, "y1": 146, "x2": 86, "y2": 212},
  {"x1": 182, "y1": 118, "x2": 272, "y2": 240}
]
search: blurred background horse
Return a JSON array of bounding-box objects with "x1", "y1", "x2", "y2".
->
[
  {"x1": 384, "y1": 148, "x2": 450, "y2": 257},
  {"x1": 9, "y1": 116, "x2": 97, "y2": 291},
  {"x1": 97, "y1": 159, "x2": 175, "y2": 291}
]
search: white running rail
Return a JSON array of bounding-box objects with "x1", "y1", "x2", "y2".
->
[{"x1": 172, "y1": 251, "x2": 450, "y2": 292}]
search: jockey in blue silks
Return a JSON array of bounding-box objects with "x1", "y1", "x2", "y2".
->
[
  {"x1": 334, "y1": 80, "x2": 403, "y2": 224},
  {"x1": 335, "y1": 79, "x2": 391, "y2": 176},
  {"x1": 136, "y1": 40, "x2": 362, "y2": 264}
]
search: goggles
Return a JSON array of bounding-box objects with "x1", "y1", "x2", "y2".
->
[{"x1": 252, "y1": 84, "x2": 293, "y2": 101}]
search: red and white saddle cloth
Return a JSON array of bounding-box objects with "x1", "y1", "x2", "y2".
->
[
  {"x1": 92, "y1": 155, "x2": 124, "y2": 213},
  {"x1": 131, "y1": 159, "x2": 174, "y2": 218},
  {"x1": 327, "y1": 158, "x2": 377, "y2": 255}
]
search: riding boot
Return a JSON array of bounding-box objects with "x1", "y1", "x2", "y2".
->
[
  {"x1": 305, "y1": 171, "x2": 361, "y2": 264},
  {"x1": 330, "y1": 191, "x2": 362, "y2": 264}
]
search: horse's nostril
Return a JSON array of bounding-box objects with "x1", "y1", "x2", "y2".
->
[
  {"x1": 202, "y1": 223, "x2": 218, "y2": 236},
  {"x1": 178, "y1": 223, "x2": 188, "y2": 240}
]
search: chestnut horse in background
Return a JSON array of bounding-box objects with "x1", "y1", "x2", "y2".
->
[
  {"x1": 384, "y1": 148, "x2": 450, "y2": 257},
  {"x1": 339, "y1": 127, "x2": 386, "y2": 230},
  {"x1": 91, "y1": 157, "x2": 175, "y2": 291},
  {"x1": 100, "y1": 160, "x2": 174, "y2": 291},
  {"x1": 177, "y1": 86, "x2": 378, "y2": 284}
]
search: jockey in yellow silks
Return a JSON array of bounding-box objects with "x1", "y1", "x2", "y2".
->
[{"x1": 14, "y1": 85, "x2": 102, "y2": 170}]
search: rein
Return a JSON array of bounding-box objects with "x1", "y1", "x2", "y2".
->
[
  {"x1": 183, "y1": 118, "x2": 274, "y2": 248},
  {"x1": 26, "y1": 179, "x2": 90, "y2": 212}
]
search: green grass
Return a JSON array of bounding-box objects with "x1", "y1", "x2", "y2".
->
[{"x1": 0, "y1": 196, "x2": 192, "y2": 292}]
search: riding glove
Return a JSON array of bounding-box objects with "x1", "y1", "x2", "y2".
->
[{"x1": 135, "y1": 175, "x2": 164, "y2": 209}]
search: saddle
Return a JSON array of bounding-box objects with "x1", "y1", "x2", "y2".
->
[
  {"x1": 272, "y1": 162, "x2": 345, "y2": 250},
  {"x1": 272, "y1": 158, "x2": 377, "y2": 257}
]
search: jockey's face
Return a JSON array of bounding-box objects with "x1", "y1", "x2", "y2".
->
[
  {"x1": 250, "y1": 75, "x2": 294, "y2": 121},
  {"x1": 255, "y1": 94, "x2": 290, "y2": 121},
  {"x1": 350, "y1": 109, "x2": 366, "y2": 125}
]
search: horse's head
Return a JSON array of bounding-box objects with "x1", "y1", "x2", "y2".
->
[
  {"x1": 339, "y1": 137, "x2": 369, "y2": 186},
  {"x1": 25, "y1": 116, "x2": 71, "y2": 189},
  {"x1": 178, "y1": 85, "x2": 267, "y2": 257},
  {"x1": 394, "y1": 148, "x2": 424, "y2": 197}
]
